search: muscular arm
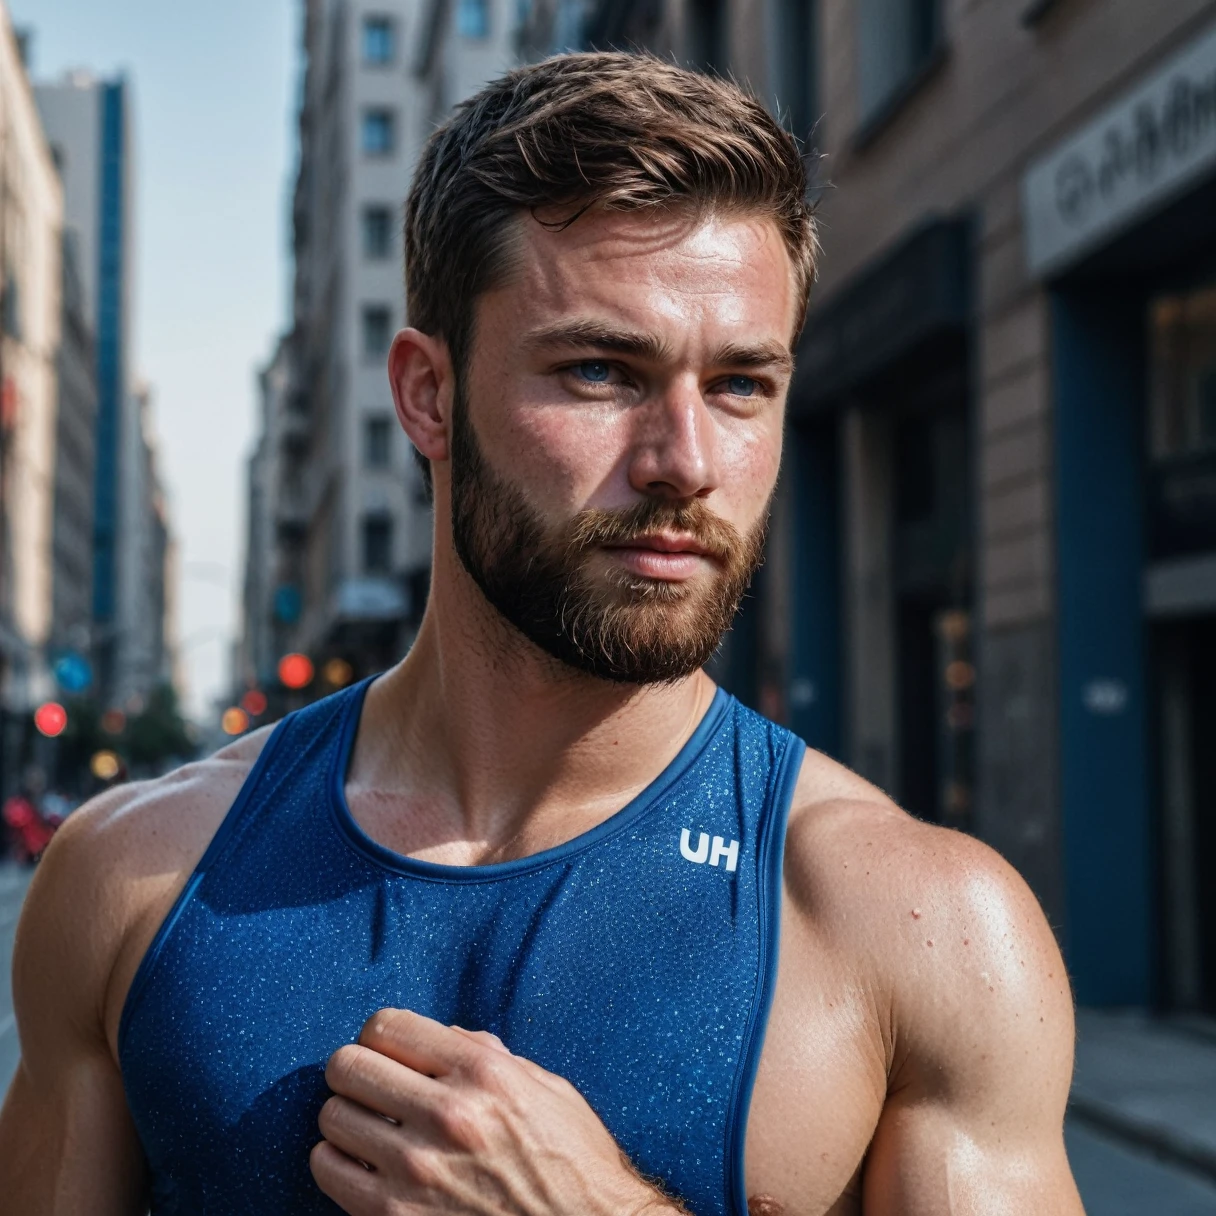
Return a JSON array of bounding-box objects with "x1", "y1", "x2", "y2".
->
[
  {"x1": 858, "y1": 826, "x2": 1082, "y2": 1214},
  {"x1": 0, "y1": 733, "x2": 268, "y2": 1214},
  {"x1": 0, "y1": 798, "x2": 148, "y2": 1213}
]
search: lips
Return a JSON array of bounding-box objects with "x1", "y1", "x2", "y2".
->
[{"x1": 602, "y1": 533, "x2": 715, "y2": 558}]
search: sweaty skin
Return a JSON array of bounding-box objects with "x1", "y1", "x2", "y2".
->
[{"x1": 0, "y1": 209, "x2": 1083, "y2": 1215}]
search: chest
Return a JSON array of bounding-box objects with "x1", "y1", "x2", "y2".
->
[{"x1": 743, "y1": 909, "x2": 889, "y2": 1216}]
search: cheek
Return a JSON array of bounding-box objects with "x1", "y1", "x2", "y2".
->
[
  {"x1": 500, "y1": 405, "x2": 632, "y2": 503},
  {"x1": 715, "y1": 414, "x2": 784, "y2": 512}
]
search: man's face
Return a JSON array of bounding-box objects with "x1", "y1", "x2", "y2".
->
[{"x1": 449, "y1": 207, "x2": 797, "y2": 683}]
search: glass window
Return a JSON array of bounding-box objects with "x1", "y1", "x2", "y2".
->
[
  {"x1": 362, "y1": 305, "x2": 393, "y2": 358},
  {"x1": 362, "y1": 205, "x2": 394, "y2": 259},
  {"x1": 365, "y1": 416, "x2": 393, "y2": 468},
  {"x1": 363, "y1": 514, "x2": 394, "y2": 574},
  {"x1": 686, "y1": 0, "x2": 725, "y2": 73},
  {"x1": 775, "y1": 0, "x2": 816, "y2": 141},
  {"x1": 857, "y1": 0, "x2": 940, "y2": 125},
  {"x1": 1150, "y1": 285, "x2": 1216, "y2": 461},
  {"x1": 361, "y1": 109, "x2": 395, "y2": 156},
  {"x1": 363, "y1": 16, "x2": 395, "y2": 63},
  {"x1": 457, "y1": 0, "x2": 490, "y2": 40}
]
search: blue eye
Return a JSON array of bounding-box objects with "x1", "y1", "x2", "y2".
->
[
  {"x1": 727, "y1": 375, "x2": 757, "y2": 396},
  {"x1": 575, "y1": 361, "x2": 611, "y2": 383}
]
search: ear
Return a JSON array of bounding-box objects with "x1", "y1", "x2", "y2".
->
[{"x1": 389, "y1": 327, "x2": 453, "y2": 464}]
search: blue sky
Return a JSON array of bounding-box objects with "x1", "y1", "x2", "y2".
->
[{"x1": 11, "y1": 0, "x2": 297, "y2": 718}]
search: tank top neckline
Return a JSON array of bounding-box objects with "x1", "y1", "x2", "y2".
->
[{"x1": 327, "y1": 677, "x2": 732, "y2": 885}]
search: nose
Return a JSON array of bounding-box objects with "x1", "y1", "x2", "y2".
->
[{"x1": 627, "y1": 374, "x2": 719, "y2": 500}]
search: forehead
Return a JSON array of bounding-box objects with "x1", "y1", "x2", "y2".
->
[{"x1": 489, "y1": 207, "x2": 799, "y2": 346}]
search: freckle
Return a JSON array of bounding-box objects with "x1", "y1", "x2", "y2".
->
[
  {"x1": 989, "y1": 986, "x2": 995, "y2": 992},
  {"x1": 963, "y1": 938, "x2": 970, "y2": 946},
  {"x1": 926, "y1": 939, "x2": 934, "y2": 947},
  {"x1": 911, "y1": 908, "x2": 922, "y2": 919}
]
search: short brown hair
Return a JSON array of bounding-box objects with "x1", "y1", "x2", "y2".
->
[{"x1": 404, "y1": 52, "x2": 818, "y2": 477}]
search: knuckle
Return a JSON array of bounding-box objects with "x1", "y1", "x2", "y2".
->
[
  {"x1": 399, "y1": 1145, "x2": 442, "y2": 1190},
  {"x1": 435, "y1": 1095, "x2": 488, "y2": 1151},
  {"x1": 467, "y1": 1049, "x2": 509, "y2": 1089}
]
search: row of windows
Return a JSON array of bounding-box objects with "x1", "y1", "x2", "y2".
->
[{"x1": 361, "y1": 2, "x2": 489, "y2": 70}]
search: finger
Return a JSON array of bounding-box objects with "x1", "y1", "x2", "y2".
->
[
  {"x1": 451, "y1": 1026, "x2": 511, "y2": 1054},
  {"x1": 326, "y1": 1042, "x2": 441, "y2": 1123},
  {"x1": 317, "y1": 1094, "x2": 400, "y2": 1169},
  {"x1": 310, "y1": 1139, "x2": 382, "y2": 1214},
  {"x1": 359, "y1": 1008, "x2": 475, "y2": 1077}
]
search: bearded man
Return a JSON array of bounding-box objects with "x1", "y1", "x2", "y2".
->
[{"x1": 0, "y1": 53, "x2": 1083, "y2": 1216}]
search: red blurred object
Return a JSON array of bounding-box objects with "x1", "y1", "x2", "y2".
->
[
  {"x1": 241, "y1": 689, "x2": 269, "y2": 716},
  {"x1": 3, "y1": 795, "x2": 54, "y2": 861},
  {"x1": 34, "y1": 701, "x2": 68, "y2": 737},
  {"x1": 278, "y1": 653, "x2": 314, "y2": 690},
  {"x1": 1, "y1": 377, "x2": 18, "y2": 430}
]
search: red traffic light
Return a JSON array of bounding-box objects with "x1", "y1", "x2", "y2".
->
[
  {"x1": 34, "y1": 701, "x2": 68, "y2": 738},
  {"x1": 278, "y1": 653, "x2": 314, "y2": 690}
]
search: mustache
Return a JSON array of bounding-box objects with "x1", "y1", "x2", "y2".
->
[{"x1": 563, "y1": 499, "x2": 742, "y2": 564}]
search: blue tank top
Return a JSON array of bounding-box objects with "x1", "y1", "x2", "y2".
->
[{"x1": 119, "y1": 680, "x2": 805, "y2": 1215}]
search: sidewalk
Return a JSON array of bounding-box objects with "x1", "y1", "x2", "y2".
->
[{"x1": 1072, "y1": 1007, "x2": 1216, "y2": 1183}]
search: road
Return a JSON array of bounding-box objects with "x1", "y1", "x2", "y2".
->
[{"x1": 2, "y1": 863, "x2": 1216, "y2": 1210}]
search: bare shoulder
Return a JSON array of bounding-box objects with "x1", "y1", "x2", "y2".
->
[
  {"x1": 14, "y1": 727, "x2": 276, "y2": 1061},
  {"x1": 783, "y1": 748, "x2": 1074, "y2": 1095}
]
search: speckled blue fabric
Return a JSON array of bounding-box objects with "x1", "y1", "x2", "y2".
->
[{"x1": 119, "y1": 679, "x2": 804, "y2": 1216}]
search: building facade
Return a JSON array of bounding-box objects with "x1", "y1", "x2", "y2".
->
[
  {"x1": 35, "y1": 69, "x2": 174, "y2": 712},
  {"x1": 50, "y1": 229, "x2": 97, "y2": 664},
  {"x1": 243, "y1": 0, "x2": 525, "y2": 701},
  {"x1": 0, "y1": 9, "x2": 64, "y2": 779},
  {"x1": 272, "y1": 0, "x2": 434, "y2": 687}
]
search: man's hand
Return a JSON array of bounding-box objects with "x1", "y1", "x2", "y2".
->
[{"x1": 311, "y1": 1008, "x2": 683, "y2": 1216}]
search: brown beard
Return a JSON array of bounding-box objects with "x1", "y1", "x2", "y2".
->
[{"x1": 449, "y1": 381, "x2": 769, "y2": 683}]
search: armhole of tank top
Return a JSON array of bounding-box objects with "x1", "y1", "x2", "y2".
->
[
  {"x1": 117, "y1": 715, "x2": 295, "y2": 1059},
  {"x1": 724, "y1": 731, "x2": 806, "y2": 1216}
]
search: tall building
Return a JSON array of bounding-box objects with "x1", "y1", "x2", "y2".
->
[
  {"x1": 0, "y1": 9, "x2": 63, "y2": 772},
  {"x1": 254, "y1": 0, "x2": 435, "y2": 690},
  {"x1": 35, "y1": 69, "x2": 174, "y2": 711},
  {"x1": 49, "y1": 228, "x2": 97, "y2": 662}
]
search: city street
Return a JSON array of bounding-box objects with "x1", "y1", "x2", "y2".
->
[{"x1": 2, "y1": 862, "x2": 1216, "y2": 1210}]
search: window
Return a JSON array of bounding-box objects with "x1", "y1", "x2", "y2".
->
[
  {"x1": 363, "y1": 513, "x2": 394, "y2": 574},
  {"x1": 774, "y1": 0, "x2": 816, "y2": 141},
  {"x1": 362, "y1": 305, "x2": 393, "y2": 358},
  {"x1": 365, "y1": 415, "x2": 393, "y2": 468},
  {"x1": 362, "y1": 205, "x2": 394, "y2": 259},
  {"x1": 1149, "y1": 285, "x2": 1216, "y2": 460},
  {"x1": 457, "y1": 0, "x2": 490, "y2": 40},
  {"x1": 361, "y1": 108, "x2": 395, "y2": 156},
  {"x1": 687, "y1": 0, "x2": 725, "y2": 74},
  {"x1": 857, "y1": 0, "x2": 940, "y2": 128},
  {"x1": 363, "y1": 15, "x2": 395, "y2": 63}
]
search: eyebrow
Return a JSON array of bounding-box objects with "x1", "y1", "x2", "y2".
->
[
  {"x1": 521, "y1": 320, "x2": 794, "y2": 375},
  {"x1": 709, "y1": 341, "x2": 794, "y2": 376},
  {"x1": 520, "y1": 320, "x2": 671, "y2": 362}
]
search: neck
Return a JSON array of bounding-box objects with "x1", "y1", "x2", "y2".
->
[{"x1": 350, "y1": 545, "x2": 717, "y2": 862}]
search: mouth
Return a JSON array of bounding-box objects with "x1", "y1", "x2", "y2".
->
[{"x1": 599, "y1": 533, "x2": 718, "y2": 581}]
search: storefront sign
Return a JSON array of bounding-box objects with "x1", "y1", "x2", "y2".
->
[{"x1": 1023, "y1": 21, "x2": 1216, "y2": 277}]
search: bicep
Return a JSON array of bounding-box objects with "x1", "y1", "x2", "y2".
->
[
  {"x1": 861, "y1": 1093, "x2": 1082, "y2": 1216},
  {"x1": 0, "y1": 1054, "x2": 147, "y2": 1214},
  {"x1": 861, "y1": 849, "x2": 1084, "y2": 1215},
  {"x1": 0, "y1": 814, "x2": 148, "y2": 1213}
]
